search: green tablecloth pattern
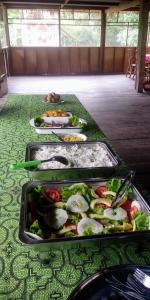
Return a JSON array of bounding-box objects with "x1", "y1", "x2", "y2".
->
[{"x1": 0, "y1": 94, "x2": 150, "y2": 300}]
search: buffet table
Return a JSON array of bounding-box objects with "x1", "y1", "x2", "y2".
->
[{"x1": 0, "y1": 94, "x2": 150, "y2": 299}]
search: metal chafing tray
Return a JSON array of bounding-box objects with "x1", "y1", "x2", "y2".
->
[
  {"x1": 25, "y1": 141, "x2": 120, "y2": 180},
  {"x1": 19, "y1": 177, "x2": 150, "y2": 253}
]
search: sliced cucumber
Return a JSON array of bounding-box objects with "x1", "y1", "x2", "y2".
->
[
  {"x1": 66, "y1": 195, "x2": 89, "y2": 213},
  {"x1": 52, "y1": 208, "x2": 68, "y2": 229},
  {"x1": 25, "y1": 231, "x2": 43, "y2": 240},
  {"x1": 77, "y1": 218, "x2": 103, "y2": 236},
  {"x1": 104, "y1": 207, "x2": 127, "y2": 221}
]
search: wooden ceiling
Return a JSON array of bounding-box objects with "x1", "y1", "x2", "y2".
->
[{"x1": 0, "y1": 0, "x2": 143, "y2": 10}]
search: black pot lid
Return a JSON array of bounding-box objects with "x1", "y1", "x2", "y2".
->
[{"x1": 68, "y1": 265, "x2": 150, "y2": 300}]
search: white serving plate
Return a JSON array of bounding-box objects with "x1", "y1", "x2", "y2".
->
[
  {"x1": 42, "y1": 112, "x2": 72, "y2": 125},
  {"x1": 47, "y1": 100, "x2": 65, "y2": 105},
  {"x1": 43, "y1": 98, "x2": 64, "y2": 105},
  {"x1": 29, "y1": 118, "x2": 87, "y2": 134}
]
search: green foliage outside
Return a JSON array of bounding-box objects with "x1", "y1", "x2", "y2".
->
[
  {"x1": 61, "y1": 25, "x2": 100, "y2": 47},
  {"x1": 4, "y1": 9, "x2": 150, "y2": 47},
  {"x1": 106, "y1": 12, "x2": 139, "y2": 47}
]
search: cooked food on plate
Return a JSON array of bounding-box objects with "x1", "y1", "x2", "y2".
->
[
  {"x1": 41, "y1": 109, "x2": 70, "y2": 117},
  {"x1": 62, "y1": 134, "x2": 87, "y2": 142},
  {"x1": 44, "y1": 92, "x2": 61, "y2": 103},
  {"x1": 34, "y1": 115, "x2": 86, "y2": 129},
  {"x1": 26, "y1": 178, "x2": 150, "y2": 240}
]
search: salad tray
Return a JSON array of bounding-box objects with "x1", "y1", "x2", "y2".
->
[
  {"x1": 19, "y1": 177, "x2": 150, "y2": 252},
  {"x1": 25, "y1": 141, "x2": 120, "y2": 180}
]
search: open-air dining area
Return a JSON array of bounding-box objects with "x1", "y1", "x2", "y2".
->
[{"x1": 1, "y1": 0, "x2": 150, "y2": 300}]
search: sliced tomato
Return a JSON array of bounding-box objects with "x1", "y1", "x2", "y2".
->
[
  {"x1": 95, "y1": 203, "x2": 109, "y2": 209},
  {"x1": 66, "y1": 224, "x2": 77, "y2": 230},
  {"x1": 130, "y1": 206, "x2": 138, "y2": 218},
  {"x1": 95, "y1": 203, "x2": 107, "y2": 209},
  {"x1": 95, "y1": 186, "x2": 107, "y2": 198},
  {"x1": 121, "y1": 198, "x2": 132, "y2": 222},
  {"x1": 46, "y1": 188, "x2": 61, "y2": 202},
  {"x1": 102, "y1": 204, "x2": 109, "y2": 209},
  {"x1": 121, "y1": 198, "x2": 132, "y2": 211},
  {"x1": 65, "y1": 224, "x2": 77, "y2": 234}
]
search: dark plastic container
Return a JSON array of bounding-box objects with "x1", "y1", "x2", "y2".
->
[
  {"x1": 19, "y1": 178, "x2": 150, "y2": 253},
  {"x1": 68, "y1": 265, "x2": 150, "y2": 300},
  {"x1": 25, "y1": 141, "x2": 120, "y2": 181}
]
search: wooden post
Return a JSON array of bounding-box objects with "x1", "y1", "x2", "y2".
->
[
  {"x1": 2, "y1": 4, "x2": 10, "y2": 47},
  {"x1": 58, "y1": 9, "x2": 61, "y2": 47},
  {"x1": 1, "y1": 5, "x2": 10, "y2": 76},
  {"x1": 135, "y1": 0, "x2": 149, "y2": 93},
  {"x1": 100, "y1": 9, "x2": 106, "y2": 73}
]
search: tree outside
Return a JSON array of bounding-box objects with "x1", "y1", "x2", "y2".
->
[{"x1": 6, "y1": 9, "x2": 150, "y2": 47}]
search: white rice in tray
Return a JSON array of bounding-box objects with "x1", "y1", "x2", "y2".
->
[{"x1": 33, "y1": 144, "x2": 114, "y2": 169}]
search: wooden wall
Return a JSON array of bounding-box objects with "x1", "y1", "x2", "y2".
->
[{"x1": 9, "y1": 46, "x2": 136, "y2": 76}]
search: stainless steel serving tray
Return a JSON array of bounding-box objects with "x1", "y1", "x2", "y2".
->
[
  {"x1": 25, "y1": 141, "x2": 120, "y2": 180},
  {"x1": 19, "y1": 177, "x2": 150, "y2": 252}
]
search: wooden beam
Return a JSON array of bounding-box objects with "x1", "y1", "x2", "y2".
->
[
  {"x1": 135, "y1": 0, "x2": 149, "y2": 93},
  {"x1": 106, "y1": 0, "x2": 140, "y2": 13},
  {"x1": 61, "y1": 0, "x2": 70, "y2": 9},
  {"x1": 100, "y1": 9, "x2": 106, "y2": 72}
]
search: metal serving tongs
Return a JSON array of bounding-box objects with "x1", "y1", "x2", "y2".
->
[{"x1": 111, "y1": 170, "x2": 135, "y2": 209}]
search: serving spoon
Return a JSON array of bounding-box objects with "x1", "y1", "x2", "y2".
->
[
  {"x1": 51, "y1": 131, "x2": 64, "y2": 142},
  {"x1": 10, "y1": 155, "x2": 69, "y2": 170}
]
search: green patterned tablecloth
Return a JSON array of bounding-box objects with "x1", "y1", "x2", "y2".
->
[{"x1": 0, "y1": 94, "x2": 150, "y2": 300}]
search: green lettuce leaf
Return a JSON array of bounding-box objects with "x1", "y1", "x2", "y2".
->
[
  {"x1": 69, "y1": 115, "x2": 84, "y2": 128},
  {"x1": 61, "y1": 183, "x2": 92, "y2": 203},
  {"x1": 132, "y1": 211, "x2": 149, "y2": 231},
  {"x1": 29, "y1": 219, "x2": 43, "y2": 237},
  {"x1": 106, "y1": 178, "x2": 133, "y2": 199}
]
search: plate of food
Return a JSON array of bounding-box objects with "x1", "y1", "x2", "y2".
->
[
  {"x1": 43, "y1": 92, "x2": 64, "y2": 104},
  {"x1": 29, "y1": 115, "x2": 87, "y2": 134},
  {"x1": 39, "y1": 109, "x2": 72, "y2": 124},
  {"x1": 58, "y1": 133, "x2": 87, "y2": 142}
]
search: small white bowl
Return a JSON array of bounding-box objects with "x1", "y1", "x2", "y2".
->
[{"x1": 59, "y1": 133, "x2": 87, "y2": 142}]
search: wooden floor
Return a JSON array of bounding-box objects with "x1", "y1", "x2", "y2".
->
[{"x1": 4, "y1": 74, "x2": 150, "y2": 190}]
